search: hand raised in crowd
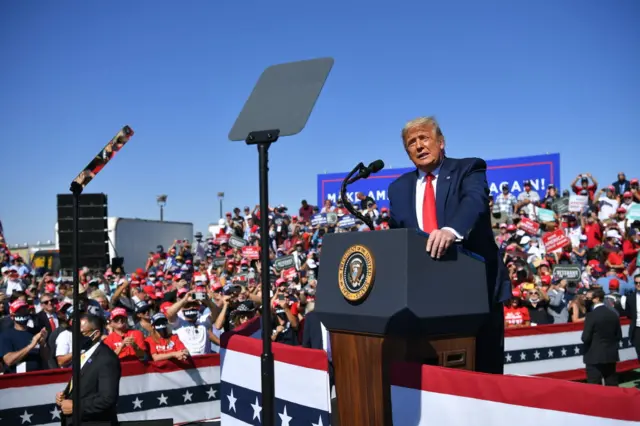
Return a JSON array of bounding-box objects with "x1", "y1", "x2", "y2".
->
[{"x1": 31, "y1": 328, "x2": 47, "y2": 348}]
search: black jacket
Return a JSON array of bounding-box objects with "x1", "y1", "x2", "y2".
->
[
  {"x1": 302, "y1": 311, "x2": 334, "y2": 387},
  {"x1": 581, "y1": 305, "x2": 622, "y2": 365},
  {"x1": 61, "y1": 342, "x2": 121, "y2": 426},
  {"x1": 625, "y1": 292, "x2": 638, "y2": 342}
]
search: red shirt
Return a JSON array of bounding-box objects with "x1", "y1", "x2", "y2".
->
[
  {"x1": 583, "y1": 223, "x2": 602, "y2": 249},
  {"x1": 503, "y1": 307, "x2": 530, "y2": 326},
  {"x1": 104, "y1": 329, "x2": 146, "y2": 361},
  {"x1": 145, "y1": 334, "x2": 186, "y2": 355}
]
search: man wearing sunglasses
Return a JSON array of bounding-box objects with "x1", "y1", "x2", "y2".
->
[{"x1": 35, "y1": 292, "x2": 59, "y2": 335}]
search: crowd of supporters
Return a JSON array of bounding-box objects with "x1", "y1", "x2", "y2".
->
[{"x1": 0, "y1": 172, "x2": 639, "y2": 374}]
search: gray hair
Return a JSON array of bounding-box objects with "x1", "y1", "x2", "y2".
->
[{"x1": 401, "y1": 116, "x2": 444, "y2": 145}]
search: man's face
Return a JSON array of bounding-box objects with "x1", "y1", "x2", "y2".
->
[
  {"x1": 403, "y1": 125, "x2": 444, "y2": 171},
  {"x1": 634, "y1": 277, "x2": 640, "y2": 292},
  {"x1": 523, "y1": 184, "x2": 531, "y2": 193},
  {"x1": 111, "y1": 315, "x2": 128, "y2": 331},
  {"x1": 618, "y1": 173, "x2": 626, "y2": 182},
  {"x1": 40, "y1": 295, "x2": 55, "y2": 313}
]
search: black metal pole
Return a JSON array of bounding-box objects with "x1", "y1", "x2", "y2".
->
[
  {"x1": 160, "y1": 205, "x2": 164, "y2": 222},
  {"x1": 219, "y1": 198, "x2": 223, "y2": 220},
  {"x1": 70, "y1": 181, "x2": 83, "y2": 426},
  {"x1": 258, "y1": 142, "x2": 275, "y2": 426}
]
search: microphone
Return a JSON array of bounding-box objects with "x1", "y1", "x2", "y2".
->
[
  {"x1": 347, "y1": 159, "x2": 385, "y2": 184},
  {"x1": 340, "y1": 159, "x2": 386, "y2": 231}
]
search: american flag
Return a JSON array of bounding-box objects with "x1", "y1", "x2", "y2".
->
[
  {"x1": 390, "y1": 362, "x2": 640, "y2": 425},
  {"x1": 0, "y1": 354, "x2": 221, "y2": 426},
  {"x1": 220, "y1": 326, "x2": 332, "y2": 425},
  {"x1": 504, "y1": 318, "x2": 638, "y2": 380}
]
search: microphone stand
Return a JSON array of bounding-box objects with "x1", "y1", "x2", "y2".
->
[{"x1": 340, "y1": 163, "x2": 375, "y2": 231}]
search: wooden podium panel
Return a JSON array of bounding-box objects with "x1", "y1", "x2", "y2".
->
[{"x1": 331, "y1": 331, "x2": 476, "y2": 425}]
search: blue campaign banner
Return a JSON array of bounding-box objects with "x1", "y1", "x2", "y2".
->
[{"x1": 317, "y1": 153, "x2": 560, "y2": 210}]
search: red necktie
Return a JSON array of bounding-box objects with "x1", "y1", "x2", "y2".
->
[
  {"x1": 422, "y1": 173, "x2": 438, "y2": 233},
  {"x1": 49, "y1": 316, "x2": 56, "y2": 331}
]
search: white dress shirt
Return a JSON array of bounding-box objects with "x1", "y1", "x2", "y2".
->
[{"x1": 415, "y1": 167, "x2": 462, "y2": 239}]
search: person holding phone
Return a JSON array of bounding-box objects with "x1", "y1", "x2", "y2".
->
[
  {"x1": 145, "y1": 313, "x2": 189, "y2": 362},
  {"x1": 164, "y1": 289, "x2": 218, "y2": 355},
  {"x1": 271, "y1": 287, "x2": 299, "y2": 345}
]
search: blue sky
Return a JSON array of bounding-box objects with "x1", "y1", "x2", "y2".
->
[{"x1": 1, "y1": 0, "x2": 638, "y2": 244}]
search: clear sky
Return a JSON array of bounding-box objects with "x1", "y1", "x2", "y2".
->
[{"x1": 1, "y1": 0, "x2": 638, "y2": 244}]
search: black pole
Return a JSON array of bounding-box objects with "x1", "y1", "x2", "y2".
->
[
  {"x1": 160, "y1": 205, "x2": 164, "y2": 222},
  {"x1": 69, "y1": 181, "x2": 83, "y2": 426},
  {"x1": 257, "y1": 142, "x2": 275, "y2": 426},
  {"x1": 219, "y1": 198, "x2": 223, "y2": 220}
]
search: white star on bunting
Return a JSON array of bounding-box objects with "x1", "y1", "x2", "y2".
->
[
  {"x1": 183, "y1": 390, "x2": 193, "y2": 402},
  {"x1": 20, "y1": 410, "x2": 33, "y2": 424},
  {"x1": 533, "y1": 350, "x2": 540, "y2": 359},
  {"x1": 227, "y1": 388, "x2": 237, "y2": 412},
  {"x1": 133, "y1": 397, "x2": 143, "y2": 409},
  {"x1": 619, "y1": 340, "x2": 624, "y2": 348},
  {"x1": 505, "y1": 353, "x2": 512, "y2": 363},
  {"x1": 157, "y1": 393, "x2": 168, "y2": 406},
  {"x1": 279, "y1": 405, "x2": 293, "y2": 426},
  {"x1": 547, "y1": 349, "x2": 554, "y2": 358},
  {"x1": 50, "y1": 406, "x2": 61, "y2": 420},
  {"x1": 520, "y1": 352, "x2": 526, "y2": 361},
  {"x1": 251, "y1": 396, "x2": 262, "y2": 421},
  {"x1": 207, "y1": 387, "x2": 217, "y2": 399},
  {"x1": 312, "y1": 415, "x2": 324, "y2": 426},
  {"x1": 573, "y1": 346, "x2": 580, "y2": 355},
  {"x1": 561, "y1": 348, "x2": 567, "y2": 356}
]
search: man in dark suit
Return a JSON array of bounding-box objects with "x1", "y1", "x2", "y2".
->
[
  {"x1": 581, "y1": 288, "x2": 622, "y2": 386},
  {"x1": 36, "y1": 293, "x2": 59, "y2": 335},
  {"x1": 388, "y1": 116, "x2": 511, "y2": 374},
  {"x1": 56, "y1": 314, "x2": 121, "y2": 426},
  {"x1": 623, "y1": 276, "x2": 640, "y2": 363}
]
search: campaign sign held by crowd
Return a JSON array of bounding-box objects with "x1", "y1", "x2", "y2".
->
[{"x1": 317, "y1": 153, "x2": 560, "y2": 210}]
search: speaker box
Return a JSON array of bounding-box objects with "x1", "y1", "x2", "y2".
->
[{"x1": 56, "y1": 193, "x2": 109, "y2": 271}]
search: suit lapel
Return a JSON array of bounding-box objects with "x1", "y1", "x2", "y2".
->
[
  {"x1": 80, "y1": 343, "x2": 102, "y2": 380},
  {"x1": 436, "y1": 158, "x2": 453, "y2": 226},
  {"x1": 408, "y1": 170, "x2": 419, "y2": 229}
]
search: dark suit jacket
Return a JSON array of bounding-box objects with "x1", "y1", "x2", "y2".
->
[
  {"x1": 581, "y1": 305, "x2": 622, "y2": 365},
  {"x1": 61, "y1": 342, "x2": 121, "y2": 426},
  {"x1": 388, "y1": 157, "x2": 511, "y2": 304},
  {"x1": 625, "y1": 293, "x2": 638, "y2": 342},
  {"x1": 37, "y1": 310, "x2": 58, "y2": 335},
  {"x1": 612, "y1": 180, "x2": 631, "y2": 196}
]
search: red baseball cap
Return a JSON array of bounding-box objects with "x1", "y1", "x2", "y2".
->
[
  {"x1": 10, "y1": 300, "x2": 28, "y2": 314},
  {"x1": 111, "y1": 307, "x2": 128, "y2": 319},
  {"x1": 609, "y1": 278, "x2": 620, "y2": 289}
]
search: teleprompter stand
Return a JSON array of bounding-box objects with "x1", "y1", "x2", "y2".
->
[{"x1": 228, "y1": 58, "x2": 334, "y2": 426}]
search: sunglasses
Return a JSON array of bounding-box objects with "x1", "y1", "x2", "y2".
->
[
  {"x1": 41, "y1": 300, "x2": 53, "y2": 305},
  {"x1": 112, "y1": 317, "x2": 127, "y2": 323}
]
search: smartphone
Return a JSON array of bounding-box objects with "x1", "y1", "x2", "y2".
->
[
  {"x1": 278, "y1": 294, "x2": 285, "y2": 301},
  {"x1": 195, "y1": 292, "x2": 206, "y2": 301}
]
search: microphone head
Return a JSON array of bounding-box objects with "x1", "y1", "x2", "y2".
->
[{"x1": 368, "y1": 159, "x2": 385, "y2": 173}]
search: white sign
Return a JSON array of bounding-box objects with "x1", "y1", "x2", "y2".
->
[{"x1": 568, "y1": 195, "x2": 588, "y2": 213}]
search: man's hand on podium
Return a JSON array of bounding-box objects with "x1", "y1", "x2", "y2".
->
[{"x1": 426, "y1": 228, "x2": 456, "y2": 259}]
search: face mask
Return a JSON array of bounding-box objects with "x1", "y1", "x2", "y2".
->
[
  {"x1": 529, "y1": 297, "x2": 539, "y2": 304},
  {"x1": 183, "y1": 309, "x2": 199, "y2": 320},
  {"x1": 154, "y1": 323, "x2": 169, "y2": 337},
  {"x1": 14, "y1": 315, "x2": 29, "y2": 326},
  {"x1": 149, "y1": 277, "x2": 156, "y2": 282},
  {"x1": 80, "y1": 330, "x2": 98, "y2": 351},
  {"x1": 241, "y1": 266, "x2": 248, "y2": 272}
]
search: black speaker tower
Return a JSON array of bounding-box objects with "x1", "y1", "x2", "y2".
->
[{"x1": 57, "y1": 193, "x2": 109, "y2": 271}]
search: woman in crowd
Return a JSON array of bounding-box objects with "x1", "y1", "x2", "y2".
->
[{"x1": 145, "y1": 313, "x2": 189, "y2": 362}]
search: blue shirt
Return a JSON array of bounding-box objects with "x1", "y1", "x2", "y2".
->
[{"x1": 0, "y1": 328, "x2": 43, "y2": 374}]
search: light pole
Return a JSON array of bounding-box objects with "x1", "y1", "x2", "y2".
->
[
  {"x1": 157, "y1": 194, "x2": 167, "y2": 221},
  {"x1": 217, "y1": 192, "x2": 224, "y2": 219}
]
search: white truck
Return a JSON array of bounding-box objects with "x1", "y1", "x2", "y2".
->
[{"x1": 56, "y1": 217, "x2": 193, "y2": 272}]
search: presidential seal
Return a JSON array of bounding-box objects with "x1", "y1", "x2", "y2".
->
[{"x1": 338, "y1": 244, "x2": 375, "y2": 302}]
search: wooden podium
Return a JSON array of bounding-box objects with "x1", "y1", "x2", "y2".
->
[{"x1": 314, "y1": 229, "x2": 490, "y2": 425}]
